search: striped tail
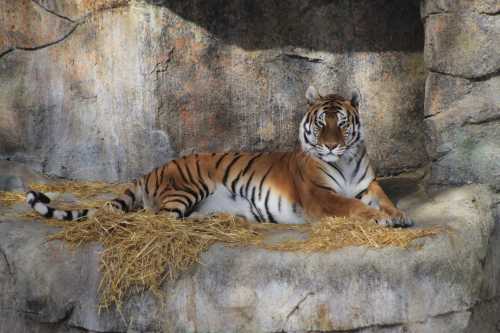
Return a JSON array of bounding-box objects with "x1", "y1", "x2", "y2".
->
[{"x1": 26, "y1": 191, "x2": 89, "y2": 221}]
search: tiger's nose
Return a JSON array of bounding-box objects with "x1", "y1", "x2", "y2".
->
[{"x1": 325, "y1": 143, "x2": 338, "y2": 150}]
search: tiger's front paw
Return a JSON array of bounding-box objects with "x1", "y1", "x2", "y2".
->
[
  {"x1": 364, "y1": 208, "x2": 413, "y2": 228},
  {"x1": 377, "y1": 210, "x2": 414, "y2": 228}
]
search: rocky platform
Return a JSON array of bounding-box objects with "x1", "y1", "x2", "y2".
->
[{"x1": 1, "y1": 168, "x2": 500, "y2": 332}]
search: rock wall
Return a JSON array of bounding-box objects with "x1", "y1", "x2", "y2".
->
[
  {"x1": 0, "y1": 0, "x2": 427, "y2": 181},
  {"x1": 1, "y1": 182, "x2": 499, "y2": 332},
  {"x1": 422, "y1": 0, "x2": 500, "y2": 189}
]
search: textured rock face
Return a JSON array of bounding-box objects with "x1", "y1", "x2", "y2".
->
[
  {"x1": 1, "y1": 182, "x2": 499, "y2": 332},
  {"x1": 0, "y1": 0, "x2": 427, "y2": 181},
  {"x1": 0, "y1": 0, "x2": 174, "y2": 181},
  {"x1": 422, "y1": 0, "x2": 500, "y2": 188}
]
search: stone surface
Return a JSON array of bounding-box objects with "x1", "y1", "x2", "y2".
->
[
  {"x1": 0, "y1": 0, "x2": 427, "y2": 181},
  {"x1": 424, "y1": 73, "x2": 500, "y2": 188},
  {"x1": 0, "y1": 160, "x2": 49, "y2": 188},
  {"x1": 1, "y1": 182, "x2": 499, "y2": 332},
  {"x1": 422, "y1": 0, "x2": 500, "y2": 188},
  {"x1": 0, "y1": 175, "x2": 24, "y2": 192},
  {"x1": 0, "y1": 0, "x2": 76, "y2": 55},
  {"x1": 424, "y1": 12, "x2": 500, "y2": 79},
  {"x1": 421, "y1": 0, "x2": 500, "y2": 17}
]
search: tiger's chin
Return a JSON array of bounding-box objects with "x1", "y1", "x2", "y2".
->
[{"x1": 317, "y1": 153, "x2": 342, "y2": 163}]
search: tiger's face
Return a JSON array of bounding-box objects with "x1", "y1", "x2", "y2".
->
[{"x1": 299, "y1": 86, "x2": 362, "y2": 163}]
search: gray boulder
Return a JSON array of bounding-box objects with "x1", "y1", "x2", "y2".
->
[
  {"x1": 422, "y1": 0, "x2": 500, "y2": 189},
  {"x1": 424, "y1": 13, "x2": 500, "y2": 79},
  {"x1": 424, "y1": 74, "x2": 500, "y2": 189},
  {"x1": 1, "y1": 182, "x2": 499, "y2": 332}
]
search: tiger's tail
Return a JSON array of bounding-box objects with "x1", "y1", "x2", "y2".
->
[{"x1": 26, "y1": 191, "x2": 90, "y2": 221}]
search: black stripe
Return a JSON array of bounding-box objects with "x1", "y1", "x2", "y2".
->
[
  {"x1": 264, "y1": 189, "x2": 277, "y2": 223},
  {"x1": 158, "y1": 165, "x2": 165, "y2": 181},
  {"x1": 357, "y1": 164, "x2": 370, "y2": 184},
  {"x1": 241, "y1": 153, "x2": 263, "y2": 176},
  {"x1": 311, "y1": 180, "x2": 336, "y2": 193},
  {"x1": 222, "y1": 154, "x2": 243, "y2": 186},
  {"x1": 196, "y1": 159, "x2": 210, "y2": 198},
  {"x1": 63, "y1": 211, "x2": 73, "y2": 221},
  {"x1": 292, "y1": 203, "x2": 298, "y2": 214},
  {"x1": 153, "y1": 168, "x2": 162, "y2": 197},
  {"x1": 304, "y1": 109, "x2": 312, "y2": 126},
  {"x1": 79, "y1": 209, "x2": 89, "y2": 219},
  {"x1": 351, "y1": 148, "x2": 366, "y2": 177},
  {"x1": 230, "y1": 174, "x2": 241, "y2": 195},
  {"x1": 144, "y1": 173, "x2": 152, "y2": 195},
  {"x1": 350, "y1": 125, "x2": 361, "y2": 144},
  {"x1": 327, "y1": 162, "x2": 345, "y2": 180},
  {"x1": 278, "y1": 196, "x2": 282, "y2": 212},
  {"x1": 125, "y1": 189, "x2": 136, "y2": 203},
  {"x1": 247, "y1": 200, "x2": 261, "y2": 222},
  {"x1": 169, "y1": 193, "x2": 193, "y2": 207},
  {"x1": 183, "y1": 161, "x2": 196, "y2": 184},
  {"x1": 179, "y1": 186, "x2": 198, "y2": 200},
  {"x1": 303, "y1": 132, "x2": 314, "y2": 146},
  {"x1": 231, "y1": 153, "x2": 263, "y2": 195},
  {"x1": 215, "y1": 153, "x2": 229, "y2": 169},
  {"x1": 355, "y1": 189, "x2": 368, "y2": 200},
  {"x1": 37, "y1": 192, "x2": 51, "y2": 204},
  {"x1": 258, "y1": 165, "x2": 274, "y2": 200},
  {"x1": 319, "y1": 167, "x2": 342, "y2": 188},
  {"x1": 244, "y1": 171, "x2": 256, "y2": 198},
  {"x1": 157, "y1": 185, "x2": 172, "y2": 199},
  {"x1": 45, "y1": 206, "x2": 54, "y2": 218},
  {"x1": 164, "y1": 198, "x2": 188, "y2": 207},
  {"x1": 182, "y1": 162, "x2": 202, "y2": 201},
  {"x1": 113, "y1": 198, "x2": 129, "y2": 212},
  {"x1": 251, "y1": 187, "x2": 264, "y2": 222},
  {"x1": 172, "y1": 160, "x2": 189, "y2": 183}
]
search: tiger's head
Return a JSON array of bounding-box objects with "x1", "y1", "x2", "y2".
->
[{"x1": 299, "y1": 86, "x2": 363, "y2": 163}]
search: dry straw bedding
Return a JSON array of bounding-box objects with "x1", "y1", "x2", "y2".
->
[{"x1": 1, "y1": 181, "x2": 444, "y2": 310}]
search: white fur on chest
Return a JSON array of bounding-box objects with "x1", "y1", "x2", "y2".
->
[{"x1": 320, "y1": 145, "x2": 375, "y2": 198}]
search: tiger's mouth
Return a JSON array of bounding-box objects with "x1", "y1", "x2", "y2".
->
[
  {"x1": 317, "y1": 149, "x2": 345, "y2": 161},
  {"x1": 323, "y1": 146, "x2": 347, "y2": 155}
]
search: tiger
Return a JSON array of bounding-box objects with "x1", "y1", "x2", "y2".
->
[{"x1": 26, "y1": 86, "x2": 413, "y2": 227}]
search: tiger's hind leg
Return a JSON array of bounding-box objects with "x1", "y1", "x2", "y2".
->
[
  {"x1": 109, "y1": 184, "x2": 144, "y2": 213},
  {"x1": 158, "y1": 187, "x2": 206, "y2": 219}
]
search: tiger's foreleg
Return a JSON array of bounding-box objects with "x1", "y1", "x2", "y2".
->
[
  {"x1": 304, "y1": 187, "x2": 401, "y2": 227},
  {"x1": 359, "y1": 180, "x2": 414, "y2": 227}
]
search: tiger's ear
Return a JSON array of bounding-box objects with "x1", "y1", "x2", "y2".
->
[
  {"x1": 351, "y1": 90, "x2": 361, "y2": 109},
  {"x1": 305, "y1": 86, "x2": 320, "y2": 105}
]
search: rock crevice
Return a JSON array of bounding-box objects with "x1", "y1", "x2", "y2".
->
[{"x1": 31, "y1": 0, "x2": 76, "y2": 23}]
